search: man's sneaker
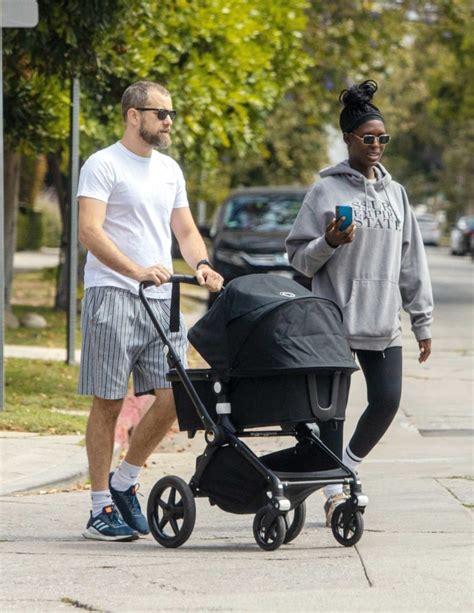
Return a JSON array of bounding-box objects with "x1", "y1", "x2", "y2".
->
[
  {"x1": 82, "y1": 505, "x2": 138, "y2": 542},
  {"x1": 323, "y1": 492, "x2": 349, "y2": 527},
  {"x1": 109, "y1": 474, "x2": 149, "y2": 535}
]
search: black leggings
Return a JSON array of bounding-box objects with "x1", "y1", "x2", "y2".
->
[{"x1": 320, "y1": 347, "x2": 402, "y2": 460}]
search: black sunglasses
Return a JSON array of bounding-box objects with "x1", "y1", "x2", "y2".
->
[
  {"x1": 135, "y1": 107, "x2": 177, "y2": 121},
  {"x1": 352, "y1": 133, "x2": 391, "y2": 145}
]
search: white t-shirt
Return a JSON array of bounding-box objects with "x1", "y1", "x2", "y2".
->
[{"x1": 77, "y1": 141, "x2": 189, "y2": 298}]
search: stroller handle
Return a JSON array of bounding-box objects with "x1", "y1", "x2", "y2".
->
[
  {"x1": 138, "y1": 274, "x2": 220, "y2": 434},
  {"x1": 139, "y1": 275, "x2": 201, "y2": 290}
]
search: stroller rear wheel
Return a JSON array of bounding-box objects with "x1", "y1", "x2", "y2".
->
[
  {"x1": 331, "y1": 502, "x2": 364, "y2": 547},
  {"x1": 147, "y1": 476, "x2": 196, "y2": 548},
  {"x1": 253, "y1": 507, "x2": 286, "y2": 551},
  {"x1": 283, "y1": 501, "x2": 306, "y2": 544}
]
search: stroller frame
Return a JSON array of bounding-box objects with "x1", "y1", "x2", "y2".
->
[{"x1": 139, "y1": 277, "x2": 368, "y2": 551}]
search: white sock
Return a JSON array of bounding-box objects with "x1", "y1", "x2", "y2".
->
[
  {"x1": 344, "y1": 446, "x2": 363, "y2": 474},
  {"x1": 324, "y1": 483, "x2": 343, "y2": 498},
  {"x1": 324, "y1": 446, "x2": 363, "y2": 499},
  {"x1": 110, "y1": 459, "x2": 141, "y2": 492},
  {"x1": 91, "y1": 490, "x2": 113, "y2": 517}
]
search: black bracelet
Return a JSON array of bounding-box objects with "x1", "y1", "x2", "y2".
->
[{"x1": 196, "y1": 258, "x2": 213, "y2": 270}]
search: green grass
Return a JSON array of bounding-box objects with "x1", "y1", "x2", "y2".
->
[{"x1": 1, "y1": 359, "x2": 90, "y2": 434}]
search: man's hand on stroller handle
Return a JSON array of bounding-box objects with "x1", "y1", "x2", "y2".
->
[
  {"x1": 135, "y1": 264, "x2": 172, "y2": 287},
  {"x1": 136, "y1": 262, "x2": 223, "y2": 292},
  {"x1": 140, "y1": 275, "x2": 206, "y2": 289},
  {"x1": 195, "y1": 265, "x2": 224, "y2": 293}
]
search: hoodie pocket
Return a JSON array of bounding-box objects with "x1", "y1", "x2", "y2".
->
[{"x1": 343, "y1": 279, "x2": 402, "y2": 339}]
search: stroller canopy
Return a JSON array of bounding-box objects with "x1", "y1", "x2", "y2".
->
[{"x1": 188, "y1": 274, "x2": 358, "y2": 379}]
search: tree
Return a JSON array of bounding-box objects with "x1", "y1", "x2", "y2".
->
[
  {"x1": 3, "y1": 0, "x2": 143, "y2": 312},
  {"x1": 381, "y1": 0, "x2": 474, "y2": 220},
  {"x1": 228, "y1": 0, "x2": 415, "y2": 188},
  {"x1": 4, "y1": 1, "x2": 311, "y2": 310},
  {"x1": 80, "y1": 0, "x2": 310, "y2": 204},
  {"x1": 228, "y1": 0, "x2": 474, "y2": 227}
]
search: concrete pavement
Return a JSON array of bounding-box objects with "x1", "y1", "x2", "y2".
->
[
  {"x1": 13, "y1": 247, "x2": 60, "y2": 272},
  {"x1": 1, "y1": 246, "x2": 473, "y2": 611},
  {"x1": 0, "y1": 432, "x2": 89, "y2": 496},
  {"x1": 0, "y1": 371, "x2": 472, "y2": 612}
]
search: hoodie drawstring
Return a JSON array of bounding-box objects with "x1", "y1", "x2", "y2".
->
[
  {"x1": 364, "y1": 180, "x2": 369, "y2": 210},
  {"x1": 383, "y1": 185, "x2": 401, "y2": 225}
]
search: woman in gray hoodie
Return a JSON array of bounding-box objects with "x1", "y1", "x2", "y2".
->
[{"x1": 286, "y1": 80, "x2": 433, "y2": 525}]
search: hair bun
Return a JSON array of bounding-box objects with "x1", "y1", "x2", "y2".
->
[{"x1": 339, "y1": 80, "x2": 378, "y2": 107}]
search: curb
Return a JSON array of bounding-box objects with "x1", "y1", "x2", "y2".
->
[{"x1": 0, "y1": 442, "x2": 122, "y2": 497}]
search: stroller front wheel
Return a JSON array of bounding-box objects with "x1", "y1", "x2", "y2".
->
[
  {"x1": 147, "y1": 475, "x2": 196, "y2": 548},
  {"x1": 331, "y1": 503, "x2": 364, "y2": 547},
  {"x1": 253, "y1": 507, "x2": 286, "y2": 551}
]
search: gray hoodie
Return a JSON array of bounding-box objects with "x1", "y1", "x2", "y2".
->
[{"x1": 286, "y1": 160, "x2": 433, "y2": 351}]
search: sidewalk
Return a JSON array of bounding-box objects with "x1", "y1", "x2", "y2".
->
[
  {"x1": 13, "y1": 247, "x2": 60, "y2": 272},
  {"x1": 0, "y1": 432, "x2": 89, "y2": 496},
  {"x1": 1, "y1": 249, "x2": 472, "y2": 610},
  {"x1": 1, "y1": 358, "x2": 472, "y2": 611},
  {"x1": 1, "y1": 322, "x2": 473, "y2": 611}
]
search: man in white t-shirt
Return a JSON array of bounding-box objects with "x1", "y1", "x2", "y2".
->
[{"x1": 77, "y1": 81, "x2": 223, "y2": 542}]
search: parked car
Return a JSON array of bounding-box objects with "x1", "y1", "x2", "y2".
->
[
  {"x1": 201, "y1": 186, "x2": 311, "y2": 304},
  {"x1": 450, "y1": 216, "x2": 474, "y2": 255},
  {"x1": 416, "y1": 213, "x2": 441, "y2": 246}
]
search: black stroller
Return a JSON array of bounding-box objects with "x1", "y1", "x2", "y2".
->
[{"x1": 139, "y1": 273, "x2": 368, "y2": 551}]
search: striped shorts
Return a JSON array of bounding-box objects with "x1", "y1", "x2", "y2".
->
[{"x1": 78, "y1": 286, "x2": 188, "y2": 400}]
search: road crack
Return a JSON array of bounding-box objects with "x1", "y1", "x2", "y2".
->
[
  {"x1": 355, "y1": 545, "x2": 373, "y2": 587},
  {"x1": 61, "y1": 597, "x2": 107, "y2": 612}
]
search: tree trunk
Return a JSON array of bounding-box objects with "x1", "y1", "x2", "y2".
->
[
  {"x1": 48, "y1": 152, "x2": 70, "y2": 311},
  {"x1": 4, "y1": 150, "x2": 21, "y2": 311},
  {"x1": 49, "y1": 152, "x2": 86, "y2": 312}
]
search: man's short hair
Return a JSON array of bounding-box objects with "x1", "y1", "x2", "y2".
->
[{"x1": 121, "y1": 81, "x2": 170, "y2": 121}]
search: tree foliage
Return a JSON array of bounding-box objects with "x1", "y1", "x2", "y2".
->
[
  {"x1": 228, "y1": 0, "x2": 415, "y2": 188},
  {"x1": 3, "y1": 0, "x2": 473, "y2": 222},
  {"x1": 80, "y1": 0, "x2": 310, "y2": 202},
  {"x1": 4, "y1": 0, "x2": 310, "y2": 203},
  {"x1": 3, "y1": 0, "x2": 136, "y2": 153},
  {"x1": 380, "y1": 0, "x2": 474, "y2": 219}
]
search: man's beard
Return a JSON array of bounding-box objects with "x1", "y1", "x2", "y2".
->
[{"x1": 139, "y1": 125, "x2": 171, "y2": 149}]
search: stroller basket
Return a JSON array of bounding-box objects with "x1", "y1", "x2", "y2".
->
[
  {"x1": 196, "y1": 441, "x2": 344, "y2": 514},
  {"x1": 168, "y1": 368, "x2": 350, "y2": 431}
]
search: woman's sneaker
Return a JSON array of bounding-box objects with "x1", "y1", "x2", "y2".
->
[
  {"x1": 82, "y1": 505, "x2": 138, "y2": 541},
  {"x1": 109, "y1": 474, "x2": 150, "y2": 535},
  {"x1": 324, "y1": 492, "x2": 349, "y2": 527}
]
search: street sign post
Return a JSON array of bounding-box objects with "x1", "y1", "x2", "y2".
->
[
  {"x1": 67, "y1": 77, "x2": 80, "y2": 365},
  {"x1": 0, "y1": 1, "x2": 39, "y2": 409}
]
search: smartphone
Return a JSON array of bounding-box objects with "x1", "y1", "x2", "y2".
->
[{"x1": 335, "y1": 205, "x2": 353, "y2": 232}]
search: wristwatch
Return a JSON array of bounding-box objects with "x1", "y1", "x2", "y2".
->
[{"x1": 196, "y1": 259, "x2": 213, "y2": 270}]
